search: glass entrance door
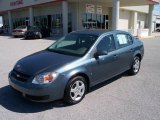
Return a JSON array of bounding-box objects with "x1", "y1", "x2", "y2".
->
[
  {"x1": 105, "y1": 20, "x2": 109, "y2": 29},
  {"x1": 82, "y1": 13, "x2": 109, "y2": 30}
]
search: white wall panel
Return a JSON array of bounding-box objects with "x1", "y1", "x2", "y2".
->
[{"x1": 119, "y1": 9, "x2": 130, "y2": 30}]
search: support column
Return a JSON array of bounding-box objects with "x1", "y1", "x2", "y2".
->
[
  {"x1": 62, "y1": 1, "x2": 68, "y2": 35},
  {"x1": 8, "y1": 11, "x2": 13, "y2": 34},
  {"x1": 1, "y1": 15, "x2": 4, "y2": 26},
  {"x1": 29, "y1": 7, "x2": 34, "y2": 26},
  {"x1": 112, "y1": 0, "x2": 120, "y2": 30},
  {"x1": 148, "y1": 4, "x2": 154, "y2": 36},
  {"x1": 131, "y1": 11, "x2": 138, "y2": 35},
  {"x1": 109, "y1": 7, "x2": 113, "y2": 30}
]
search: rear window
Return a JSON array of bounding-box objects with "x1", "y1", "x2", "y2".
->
[{"x1": 116, "y1": 34, "x2": 133, "y2": 48}]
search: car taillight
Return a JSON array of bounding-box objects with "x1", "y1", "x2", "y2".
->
[{"x1": 17, "y1": 30, "x2": 23, "y2": 32}]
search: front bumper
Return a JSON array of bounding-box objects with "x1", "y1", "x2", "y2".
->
[
  {"x1": 8, "y1": 73, "x2": 66, "y2": 102},
  {"x1": 12, "y1": 32, "x2": 25, "y2": 36},
  {"x1": 25, "y1": 33, "x2": 39, "y2": 39}
]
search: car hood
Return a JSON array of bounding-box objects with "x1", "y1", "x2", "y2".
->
[{"x1": 14, "y1": 50, "x2": 80, "y2": 76}]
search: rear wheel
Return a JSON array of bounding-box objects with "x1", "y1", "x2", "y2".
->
[
  {"x1": 39, "y1": 32, "x2": 42, "y2": 39},
  {"x1": 24, "y1": 36, "x2": 28, "y2": 39},
  {"x1": 128, "y1": 56, "x2": 141, "y2": 75},
  {"x1": 64, "y1": 76, "x2": 87, "y2": 105}
]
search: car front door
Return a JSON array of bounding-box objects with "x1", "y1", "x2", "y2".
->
[{"x1": 90, "y1": 34, "x2": 120, "y2": 85}]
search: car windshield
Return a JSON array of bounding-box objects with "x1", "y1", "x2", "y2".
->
[
  {"x1": 29, "y1": 26, "x2": 40, "y2": 30},
  {"x1": 47, "y1": 33, "x2": 98, "y2": 57}
]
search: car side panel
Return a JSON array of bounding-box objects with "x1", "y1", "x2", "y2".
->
[{"x1": 89, "y1": 50, "x2": 121, "y2": 85}]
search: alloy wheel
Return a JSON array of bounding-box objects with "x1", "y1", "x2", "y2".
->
[
  {"x1": 133, "y1": 58, "x2": 140, "y2": 73},
  {"x1": 70, "y1": 80, "x2": 85, "y2": 102}
]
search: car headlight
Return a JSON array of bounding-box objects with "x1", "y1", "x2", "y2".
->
[{"x1": 32, "y1": 72, "x2": 58, "y2": 85}]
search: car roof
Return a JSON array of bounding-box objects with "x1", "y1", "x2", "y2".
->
[{"x1": 71, "y1": 29, "x2": 128, "y2": 36}]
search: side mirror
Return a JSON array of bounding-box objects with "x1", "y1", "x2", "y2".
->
[{"x1": 94, "y1": 50, "x2": 108, "y2": 59}]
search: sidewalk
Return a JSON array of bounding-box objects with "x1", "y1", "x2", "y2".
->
[
  {"x1": 152, "y1": 32, "x2": 160, "y2": 38},
  {"x1": 137, "y1": 32, "x2": 160, "y2": 39}
]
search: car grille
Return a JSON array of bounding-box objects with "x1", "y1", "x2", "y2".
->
[{"x1": 11, "y1": 69, "x2": 31, "y2": 82}]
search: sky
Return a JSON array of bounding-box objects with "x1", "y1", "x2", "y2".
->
[{"x1": 154, "y1": 4, "x2": 160, "y2": 15}]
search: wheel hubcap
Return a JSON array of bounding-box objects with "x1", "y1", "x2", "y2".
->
[
  {"x1": 70, "y1": 80, "x2": 85, "y2": 101},
  {"x1": 133, "y1": 59, "x2": 140, "y2": 73}
]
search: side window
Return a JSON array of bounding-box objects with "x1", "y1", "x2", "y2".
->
[
  {"x1": 116, "y1": 34, "x2": 133, "y2": 48},
  {"x1": 97, "y1": 35, "x2": 116, "y2": 52},
  {"x1": 127, "y1": 34, "x2": 134, "y2": 45}
]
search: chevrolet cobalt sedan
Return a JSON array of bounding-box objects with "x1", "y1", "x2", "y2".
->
[{"x1": 9, "y1": 30, "x2": 144, "y2": 105}]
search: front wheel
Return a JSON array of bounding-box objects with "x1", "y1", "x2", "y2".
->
[
  {"x1": 64, "y1": 76, "x2": 87, "y2": 105},
  {"x1": 128, "y1": 56, "x2": 141, "y2": 75}
]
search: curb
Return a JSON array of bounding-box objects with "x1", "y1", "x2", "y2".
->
[{"x1": 139, "y1": 36, "x2": 154, "y2": 39}]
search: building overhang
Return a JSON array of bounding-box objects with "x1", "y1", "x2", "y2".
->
[
  {"x1": 119, "y1": 0, "x2": 159, "y2": 6},
  {"x1": 0, "y1": 0, "x2": 159, "y2": 14},
  {"x1": 69, "y1": 0, "x2": 159, "y2": 6},
  {"x1": 0, "y1": 0, "x2": 63, "y2": 14}
]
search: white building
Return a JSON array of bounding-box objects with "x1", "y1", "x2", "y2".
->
[
  {"x1": 0, "y1": 0, "x2": 159, "y2": 36},
  {"x1": 153, "y1": 14, "x2": 160, "y2": 31}
]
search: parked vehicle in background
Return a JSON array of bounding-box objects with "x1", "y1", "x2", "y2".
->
[
  {"x1": 12, "y1": 26, "x2": 29, "y2": 37},
  {"x1": 0, "y1": 26, "x2": 4, "y2": 34},
  {"x1": 9, "y1": 30, "x2": 144, "y2": 105},
  {"x1": 24, "y1": 26, "x2": 50, "y2": 39},
  {"x1": 156, "y1": 26, "x2": 160, "y2": 32}
]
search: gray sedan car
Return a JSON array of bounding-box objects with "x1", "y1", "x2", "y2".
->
[{"x1": 9, "y1": 30, "x2": 144, "y2": 105}]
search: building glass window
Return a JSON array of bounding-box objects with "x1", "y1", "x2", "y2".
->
[
  {"x1": 51, "y1": 14, "x2": 62, "y2": 34},
  {"x1": 97, "y1": 14, "x2": 101, "y2": 29},
  {"x1": 34, "y1": 15, "x2": 48, "y2": 27},
  {"x1": 3, "y1": 19, "x2": 9, "y2": 33},
  {"x1": 51, "y1": 13, "x2": 72, "y2": 34},
  {"x1": 68, "y1": 13, "x2": 72, "y2": 33},
  {"x1": 13, "y1": 17, "x2": 26, "y2": 29},
  {"x1": 82, "y1": 13, "x2": 109, "y2": 30}
]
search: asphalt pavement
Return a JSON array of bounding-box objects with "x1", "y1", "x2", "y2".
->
[{"x1": 0, "y1": 35, "x2": 160, "y2": 120}]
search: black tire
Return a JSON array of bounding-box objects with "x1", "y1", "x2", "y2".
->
[
  {"x1": 39, "y1": 32, "x2": 42, "y2": 39},
  {"x1": 48, "y1": 33, "x2": 50, "y2": 37},
  {"x1": 24, "y1": 36, "x2": 28, "y2": 39},
  {"x1": 128, "y1": 56, "x2": 141, "y2": 75},
  {"x1": 64, "y1": 76, "x2": 87, "y2": 105}
]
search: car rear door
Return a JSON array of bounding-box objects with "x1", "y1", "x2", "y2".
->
[{"x1": 114, "y1": 33, "x2": 134, "y2": 73}]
